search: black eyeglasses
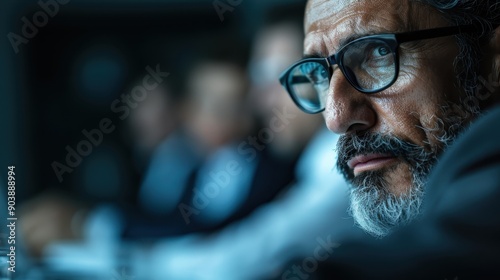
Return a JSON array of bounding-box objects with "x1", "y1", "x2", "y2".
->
[{"x1": 279, "y1": 25, "x2": 477, "y2": 114}]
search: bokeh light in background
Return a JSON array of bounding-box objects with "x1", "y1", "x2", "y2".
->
[
  {"x1": 77, "y1": 144, "x2": 128, "y2": 201},
  {"x1": 74, "y1": 45, "x2": 128, "y2": 105}
]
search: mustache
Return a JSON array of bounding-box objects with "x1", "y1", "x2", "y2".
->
[{"x1": 336, "y1": 132, "x2": 433, "y2": 181}]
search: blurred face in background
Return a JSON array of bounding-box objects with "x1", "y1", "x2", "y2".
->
[
  {"x1": 186, "y1": 62, "x2": 250, "y2": 152},
  {"x1": 129, "y1": 85, "x2": 178, "y2": 154},
  {"x1": 249, "y1": 23, "x2": 323, "y2": 157}
]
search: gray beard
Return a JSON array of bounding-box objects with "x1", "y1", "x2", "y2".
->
[
  {"x1": 338, "y1": 104, "x2": 471, "y2": 237},
  {"x1": 348, "y1": 164, "x2": 427, "y2": 237}
]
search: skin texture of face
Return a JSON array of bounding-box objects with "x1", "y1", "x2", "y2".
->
[{"x1": 304, "y1": 0, "x2": 473, "y2": 236}]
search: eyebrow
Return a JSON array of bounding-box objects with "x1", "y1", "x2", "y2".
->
[{"x1": 303, "y1": 32, "x2": 376, "y2": 59}]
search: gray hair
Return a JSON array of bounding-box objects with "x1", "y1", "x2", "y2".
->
[{"x1": 415, "y1": 0, "x2": 500, "y2": 113}]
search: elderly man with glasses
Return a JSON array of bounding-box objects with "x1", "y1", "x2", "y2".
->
[{"x1": 279, "y1": 0, "x2": 500, "y2": 278}]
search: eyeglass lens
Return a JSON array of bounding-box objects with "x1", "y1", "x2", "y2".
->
[{"x1": 287, "y1": 38, "x2": 396, "y2": 112}]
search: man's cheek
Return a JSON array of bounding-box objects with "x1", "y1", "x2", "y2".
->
[
  {"x1": 389, "y1": 66, "x2": 418, "y2": 93},
  {"x1": 373, "y1": 104, "x2": 426, "y2": 148}
]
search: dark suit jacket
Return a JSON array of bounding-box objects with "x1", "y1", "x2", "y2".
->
[{"x1": 317, "y1": 106, "x2": 500, "y2": 279}]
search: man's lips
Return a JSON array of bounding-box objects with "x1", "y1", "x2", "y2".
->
[{"x1": 347, "y1": 154, "x2": 397, "y2": 176}]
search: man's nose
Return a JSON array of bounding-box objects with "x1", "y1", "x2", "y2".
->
[{"x1": 323, "y1": 71, "x2": 376, "y2": 134}]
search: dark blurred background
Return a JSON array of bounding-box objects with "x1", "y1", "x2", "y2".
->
[{"x1": 0, "y1": 0, "x2": 305, "y2": 205}]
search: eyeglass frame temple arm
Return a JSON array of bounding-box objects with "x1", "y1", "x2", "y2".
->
[{"x1": 395, "y1": 24, "x2": 478, "y2": 43}]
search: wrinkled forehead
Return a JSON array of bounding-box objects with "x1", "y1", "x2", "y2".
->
[
  {"x1": 304, "y1": 0, "x2": 435, "y2": 56},
  {"x1": 305, "y1": 0, "x2": 362, "y2": 27}
]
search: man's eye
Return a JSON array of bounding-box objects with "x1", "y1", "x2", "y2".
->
[
  {"x1": 373, "y1": 46, "x2": 390, "y2": 57},
  {"x1": 300, "y1": 63, "x2": 328, "y2": 84},
  {"x1": 308, "y1": 67, "x2": 328, "y2": 84},
  {"x1": 313, "y1": 67, "x2": 328, "y2": 79},
  {"x1": 363, "y1": 44, "x2": 393, "y2": 67}
]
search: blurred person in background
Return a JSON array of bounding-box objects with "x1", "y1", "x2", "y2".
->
[
  {"x1": 123, "y1": 41, "x2": 300, "y2": 237},
  {"x1": 133, "y1": 6, "x2": 365, "y2": 280},
  {"x1": 182, "y1": 51, "x2": 256, "y2": 225},
  {"x1": 128, "y1": 81, "x2": 203, "y2": 216},
  {"x1": 128, "y1": 81, "x2": 184, "y2": 168},
  {"x1": 138, "y1": 48, "x2": 260, "y2": 229}
]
